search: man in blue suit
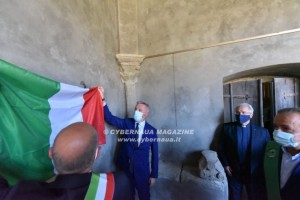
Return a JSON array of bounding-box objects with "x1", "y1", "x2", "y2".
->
[
  {"x1": 218, "y1": 103, "x2": 270, "y2": 200},
  {"x1": 264, "y1": 108, "x2": 300, "y2": 200},
  {"x1": 99, "y1": 87, "x2": 158, "y2": 200}
]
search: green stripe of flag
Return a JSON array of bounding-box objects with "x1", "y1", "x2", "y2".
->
[{"x1": 0, "y1": 59, "x2": 60, "y2": 184}]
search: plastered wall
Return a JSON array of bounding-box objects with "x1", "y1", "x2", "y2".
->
[
  {"x1": 138, "y1": 0, "x2": 300, "y2": 56},
  {"x1": 2, "y1": 0, "x2": 300, "y2": 178},
  {"x1": 137, "y1": 0, "x2": 300, "y2": 165},
  {"x1": 0, "y1": 0, "x2": 124, "y2": 171}
]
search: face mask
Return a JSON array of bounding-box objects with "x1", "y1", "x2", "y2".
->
[
  {"x1": 134, "y1": 110, "x2": 143, "y2": 122},
  {"x1": 235, "y1": 114, "x2": 251, "y2": 124},
  {"x1": 273, "y1": 130, "x2": 299, "y2": 147}
]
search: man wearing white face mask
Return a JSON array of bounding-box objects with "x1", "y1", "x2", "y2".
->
[
  {"x1": 218, "y1": 103, "x2": 270, "y2": 200},
  {"x1": 264, "y1": 108, "x2": 300, "y2": 200},
  {"x1": 99, "y1": 87, "x2": 158, "y2": 200}
]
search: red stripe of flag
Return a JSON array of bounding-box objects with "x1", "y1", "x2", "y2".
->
[
  {"x1": 82, "y1": 87, "x2": 106, "y2": 144},
  {"x1": 104, "y1": 173, "x2": 115, "y2": 200}
]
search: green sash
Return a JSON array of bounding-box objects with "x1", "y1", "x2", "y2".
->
[
  {"x1": 85, "y1": 173, "x2": 100, "y2": 200},
  {"x1": 264, "y1": 141, "x2": 282, "y2": 200}
]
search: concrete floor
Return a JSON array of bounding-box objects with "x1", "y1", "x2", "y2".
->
[{"x1": 151, "y1": 178, "x2": 226, "y2": 200}]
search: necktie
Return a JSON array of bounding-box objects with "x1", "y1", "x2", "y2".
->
[{"x1": 135, "y1": 123, "x2": 139, "y2": 147}]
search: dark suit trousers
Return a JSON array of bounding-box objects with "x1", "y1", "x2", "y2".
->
[
  {"x1": 228, "y1": 174, "x2": 266, "y2": 200},
  {"x1": 127, "y1": 172, "x2": 150, "y2": 200}
]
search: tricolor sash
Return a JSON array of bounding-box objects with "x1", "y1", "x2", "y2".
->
[{"x1": 85, "y1": 173, "x2": 115, "y2": 200}]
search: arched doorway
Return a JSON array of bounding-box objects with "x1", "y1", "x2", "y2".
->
[
  {"x1": 223, "y1": 77, "x2": 299, "y2": 133},
  {"x1": 223, "y1": 64, "x2": 300, "y2": 133}
]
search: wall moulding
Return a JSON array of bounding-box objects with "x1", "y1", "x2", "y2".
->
[
  {"x1": 145, "y1": 28, "x2": 300, "y2": 59},
  {"x1": 116, "y1": 54, "x2": 145, "y2": 84},
  {"x1": 116, "y1": 54, "x2": 145, "y2": 116}
]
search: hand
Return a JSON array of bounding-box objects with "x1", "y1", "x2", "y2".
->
[
  {"x1": 225, "y1": 166, "x2": 233, "y2": 176},
  {"x1": 149, "y1": 178, "x2": 156, "y2": 186},
  {"x1": 98, "y1": 87, "x2": 105, "y2": 99}
]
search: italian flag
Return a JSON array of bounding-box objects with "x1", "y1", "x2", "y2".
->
[{"x1": 0, "y1": 59, "x2": 105, "y2": 185}]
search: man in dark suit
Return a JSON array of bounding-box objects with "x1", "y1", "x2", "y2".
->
[
  {"x1": 0, "y1": 122, "x2": 130, "y2": 200},
  {"x1": 99, "y1": 87, "x2": 158, "y2": 200},
  {"x1": 264, "y1": 108, "x2": 300, "y2": 200},
  {"x1": 218, "y1": 103, "x2": 270, "y2": 200}
]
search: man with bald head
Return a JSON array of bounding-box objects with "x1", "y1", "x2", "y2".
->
[
  {"x1": 264, "y1": 108, "x2": 300, "y2": 200},
  {"x1": 50, "y1": 122, "x2": 99, "y2": 174},
  {"x1": 0, "y1": 122, "x2": 130, "y2": 200}
]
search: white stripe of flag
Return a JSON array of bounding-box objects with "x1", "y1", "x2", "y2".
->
[{"x1": 95, "y1": 173, "x2": 108, "y2": 200}]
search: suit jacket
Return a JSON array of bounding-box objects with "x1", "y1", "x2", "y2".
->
[
  {"x1": 0, "y1": 172, "x2": 130, "y2": 200},
  {"x1": 104, "y1": 105, "x2": 158, "y2": 182},
  {"x1": 280, "y1": 150, "x2": 300, "y2": 200},
  {"x1": 218, "y1": 122, "x2": 270, "y2": 179}
]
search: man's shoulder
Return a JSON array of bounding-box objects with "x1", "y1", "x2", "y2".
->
[
  {"x1": 125, "y1": 118, "x2": 135, "y2": 123},
  {"x1": 251, "y1": 123, "x2": 268, "y2": 131},
  {"x1": 145, "y1": 122, "x2": 157, "y2": 131},
  {"x1": 266, "y1": 140, "x2": 280, "y2": 148},
  {"x1": 223, "y1": 122, "x2": 237, "y2": 128}
]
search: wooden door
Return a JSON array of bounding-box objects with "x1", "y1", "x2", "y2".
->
[
  {"x1": 223, "y1": 80, "x2": 262, "y2": 126},
  {"x1": 273, "y1": 78, "x2": 299, "y2": 113}
]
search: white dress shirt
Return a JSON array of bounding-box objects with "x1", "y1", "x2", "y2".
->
[
  {"x1": 136, "y1": 120, "x2": 145, "y2": 146},
  {"x1": 280, "y1": 147, "x2": 300, "y2": 188}
]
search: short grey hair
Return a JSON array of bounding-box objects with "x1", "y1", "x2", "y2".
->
[
  {"x1": 136, "y1": 101, "x2": 150, "y2": 112},
  {"x1": 277, "y1": 107, "x2": 300, "y2": 115},
  {"x1": 236, "y1": 103, "x2": 254, "y2": 114}
]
